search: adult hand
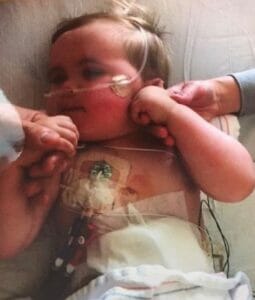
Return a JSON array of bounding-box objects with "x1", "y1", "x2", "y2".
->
[
  {"x1": 17, "y1": 121, "x2": 74, "y2": 228},
  {"x1": 19, "y1": 115, "x2": 77, "y2": 221},
  {"x1": 168, "y1": 76, "x2": 241, "y2": 120},
  {"x1": 21, "y1": 120, "x2": 75, "y2": 176},
  {"x1": 167, "y1": 80, "x2": 220, "y2": 121},
  {"x1": 0, "y1": 147, "x2": 61, "y2": 258},
  {"x1": 13, "y1": 105, "x2": 78, "y2": 175}
]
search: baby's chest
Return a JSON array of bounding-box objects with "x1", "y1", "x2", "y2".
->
[
  {"x1": 56, "y1": 147, "x2": 201, "y2": 255},
  {"x1": 61, "y1": 148, "x2": 190, "y2": 211}
]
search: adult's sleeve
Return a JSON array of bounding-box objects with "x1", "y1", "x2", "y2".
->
[
  {"x1": 230, "y1": 69, "x2": 255, "y2": 116},
  {"x1": 0, "y1": 89, "x2": 24, "y2": 171}
]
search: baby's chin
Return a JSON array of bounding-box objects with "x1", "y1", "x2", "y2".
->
[
  {"x1": 78, "y1": 128, "x2": 136, "y2": 144},
  {"x1": 78, "y1": 131, "x2": 119, "y2": 143}
]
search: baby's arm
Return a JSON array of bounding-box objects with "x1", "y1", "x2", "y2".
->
[{"x1": 131, "y1": 86, "x2": 255, "y2": 202}]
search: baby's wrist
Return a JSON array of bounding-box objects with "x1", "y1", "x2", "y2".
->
[{"x1": 165, "y1": 99, "x2": 185, "y2": 129}]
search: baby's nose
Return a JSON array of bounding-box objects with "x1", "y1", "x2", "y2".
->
[
  {"x1": 53, "y1": 79, "x2": 83, "y2": 98},
  {"x1": 60, "y1": 78, "x2": 79, "y2": 90},
  {"x1": 44, "y1": 86, "x2": 77, "y2": 99}
]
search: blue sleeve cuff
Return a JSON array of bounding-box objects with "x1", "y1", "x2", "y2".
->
[{"x1": 230, "y1": 69, "x2": 255, "y2": 116}]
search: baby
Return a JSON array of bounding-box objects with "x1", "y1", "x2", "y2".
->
[
  {"x1": 33, "y1": 1, "x2": 255, "y2": 297},
  {"x1": 1, "y1": 1, "x2": 254, "y2": 299}
]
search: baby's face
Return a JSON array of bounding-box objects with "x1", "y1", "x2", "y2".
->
[{"x1": 46, "y1": 20, "x2": 143, "y2": 142}]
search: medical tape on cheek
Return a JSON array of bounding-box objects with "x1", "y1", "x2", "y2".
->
[{"x1": 110, "y1": 75, "x2": 132, "y2": 98}]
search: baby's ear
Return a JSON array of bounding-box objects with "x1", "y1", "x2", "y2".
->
[{"x1": 144, "y1": 78, "x2": 164, "y2": 87}]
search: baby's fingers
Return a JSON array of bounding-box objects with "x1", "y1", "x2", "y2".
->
[
  {"x1": 137, "y1": 112, "x2": 151, "y2": 125},
  {"x1": 149, "y1": 125, "x2": 168, "y2": 139},
  {"x1": 55, "y1": 126, "x2": 79, "y2": 149},
  {"x1": 130, "y1": 102, "x2": 151, "y2": 125},
  {"x1": 55, "y1": 116, "x2": 79, "y2": 143},
  {"x1": 147, "y1": 125, "x2": 175, "y2": 146},
  {"x1": 27, "y1": 125, "x2": 75, "y2": 157}
]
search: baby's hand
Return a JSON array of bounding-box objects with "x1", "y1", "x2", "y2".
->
[
  {"x1": 130, "y1": 86, "x2": 176, "y2": 146},
  {"x1": 32, "y1": 114, "x2": 79, "y2": 156},
  {"x1": 24, "y1": 114, "x2": 79, "y2": 177}
]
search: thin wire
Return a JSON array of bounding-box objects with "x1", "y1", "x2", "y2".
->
[
  {"x1": 198, "y1": 198, "x2": 216, "y2": 270},
  {"x1": 44, "y1": 25, "x2": 149, "y2": 98},
  {"x1": 200, "y1": 197, "x2": 230, "y2": 276},
  {"x1": 102, "y1": 144, "x2": 175, "y2": 154}
]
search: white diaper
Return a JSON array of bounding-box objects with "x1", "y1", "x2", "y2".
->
[
  {"x1": 87, "y1": 214, "x2": 213, "y2": 274},
  {"x1": 68, "y1": 191, "x2": 213, "y2": 293}
]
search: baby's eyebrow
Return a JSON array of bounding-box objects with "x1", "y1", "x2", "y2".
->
[{"x1": 78, "y1": 57, "x2": 105, "y2": 67}]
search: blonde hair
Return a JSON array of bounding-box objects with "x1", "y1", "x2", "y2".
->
[{"x1": 52, "y1": 0, "x2": 170, "y2": 87}]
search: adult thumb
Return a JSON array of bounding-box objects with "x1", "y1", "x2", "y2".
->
[{"x1": 22, "y1": 120, "x2": 60, "y2": 150}]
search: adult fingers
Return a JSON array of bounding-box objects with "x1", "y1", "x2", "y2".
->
[
  {"x1": 23, "y1": 179, "x2": 43, "y2": 198},
  {"x1": 28, "y1": 152, "x2": 71, "y2": 178},
  {"x1": 23, "y1": 121, "x2": 76, "y2": 156},
  {"x1": 27, "y1": 192, "x2": 56, "y2": 244},
  {"x1": 168, "y1": 82, "x2": 196, "y2": 105}
]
